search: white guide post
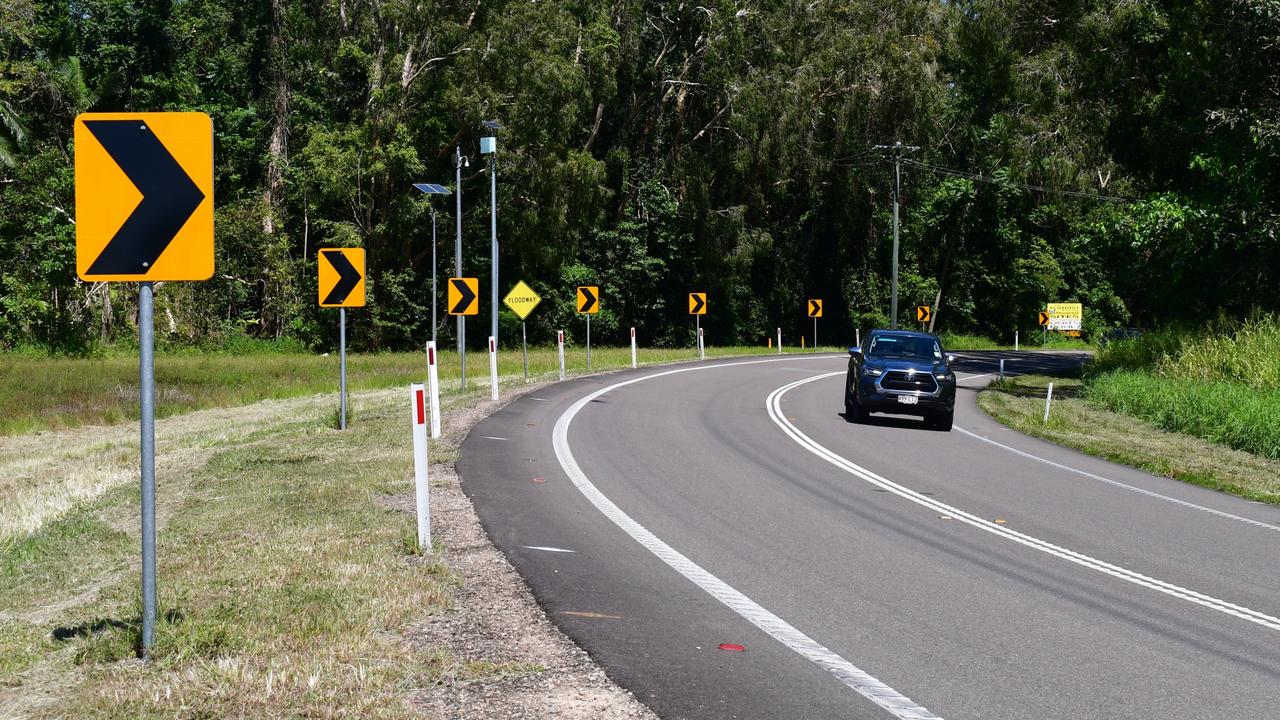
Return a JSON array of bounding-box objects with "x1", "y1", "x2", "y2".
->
[
  {"x1": 410, "y1": 383, "x2": 431, "y2": 551},
  {"x1": 1015, "y1": 330, "x2": 1019, "y2": 351},
  {"x1": 426, "y1": 341, "x2": 441, "y2": 439},
  {"x1": 557, "y1": 330, "x2": 566, "y2": 380},
  {"x1": 488, "y1": 336, "x2": 499, "y2": 401},
  {"x1": 777, "y1": 327, "x2": 782, "y2": 355},
  {"x1": 698, "y1": 327, "x2": 705, "y2": 360},
  {"x1": 1043, "y1": 382, "x2": 1055, "y2": 423},
  {"x1": 630, "y1": 327, "x2": 637, "y2": 368}
]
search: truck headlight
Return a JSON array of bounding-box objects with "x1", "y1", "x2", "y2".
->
[
  {"x1": 935, "y1": 372, "x2": 953, "y2": 381},
  {"x1": 866, "y1": 367, "x2": 883, "y2": 376}
]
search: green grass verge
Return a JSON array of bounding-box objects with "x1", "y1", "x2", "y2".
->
[
  {"x1": 0, "y1": 344, "x2": 844, "y2": 437},
  {"x1": 938, "y1": 332, "x2": 1094, "y2": 352},
  {"x1": 978, "y1": 375, "x2": 1280, "y2": 506}
]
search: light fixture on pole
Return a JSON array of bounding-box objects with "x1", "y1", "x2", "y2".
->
[
  {"x1": 412, "y1": 183, "x2": 452, "y2": 347},
  {"x1": 480, "y1": 119, "x2": 504, "y2": 346},
  {"x1": 454, "y1": 146, "x2": 469, "y2": 384}
]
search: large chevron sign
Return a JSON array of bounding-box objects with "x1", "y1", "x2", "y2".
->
[{"x1": 74, "y1": 113, "x2": 214, "y2": 281}]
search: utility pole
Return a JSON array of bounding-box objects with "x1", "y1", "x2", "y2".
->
[{"x1": 872, "y1": 141, "x2": 920, "y2": 329}]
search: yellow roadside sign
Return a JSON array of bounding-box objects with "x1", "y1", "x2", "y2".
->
[
  {"x1": 808, "y1": 299, "x2": 823, "y2": 318},
  {"x1": 689, "y1": 293, "x2": 707, "y2": 315},
  {"x1": 916, "y1": 305, "x2": 932, "y2": 323},
  {"x1": 503, "y1": 281, "x2": 542, "y2": 320},
  {"x1": 75, "y1": 112, "x2": 214, "y2": 281},
  {"x1": 448, "y1": 277, "x2": 479, "y2": 315},
  {"x1": 576, "y1": 286, "x2": 600, "y2": 314},
  {"x1": 317, "y1": 248, "x2": 366, "y2": 307},
  {"x1": 1046, "y1": 302, "x2": 1083, "y2": 331},
  {"x1": 1038, "y1": 311, "x2": 1051, "y2": 326}
]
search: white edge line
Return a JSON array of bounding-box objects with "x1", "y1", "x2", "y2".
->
[
  {"x1": 953, "y1": 426, "x2": 1280, "y2": 533},
  {"x1": 525, "y1": 545, "x2": 576, "y2": 553},
  {"x1": 552, "y1": 356, "x2": 943, "y2": 720},
  {"x1": 768, "y1": 372, "x2": 1280, "y2": 633}
]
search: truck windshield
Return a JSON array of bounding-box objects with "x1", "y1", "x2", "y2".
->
[{"x1": 867, "y1": 336, "x2": 942, "y2": 360}]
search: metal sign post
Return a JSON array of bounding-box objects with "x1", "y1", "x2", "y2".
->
[
  {"x1": 813, "y1": 317, "x2": 818, "y2": 350},
  {"x1": 521, "y1": 322, "x2": 528, "y2": 379},
  {"x1": 586, "y1": 315, "x2": 592, "y2": 371},
  {"x1": 138, "y1": 282, "x2": 157, "y2": 656},
  {"x1": 339, "y1": 308, "x2": 347, "y2": 429}
]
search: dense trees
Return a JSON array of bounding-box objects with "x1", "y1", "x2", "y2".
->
[{"x1": 1, "y1": 0, "x2": 1276, "y2": 352}]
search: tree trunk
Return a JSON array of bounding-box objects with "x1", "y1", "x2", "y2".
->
[{"x1": 263, "y1": 0, "x2": 289, "y2": 237}]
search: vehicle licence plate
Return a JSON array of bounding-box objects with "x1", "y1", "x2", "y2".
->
[{"x1": 896, "y1": 395, "x2": 919, "y2": 405}]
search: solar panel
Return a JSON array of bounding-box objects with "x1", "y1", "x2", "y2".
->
[
  {"x1": 413, "y1": 183, "x2": 451, "y2": 194},
  {"x1": 482, "y1": 119, "x2": 504, "y2": 130}
]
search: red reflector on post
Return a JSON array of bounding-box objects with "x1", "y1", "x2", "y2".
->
[
  {"x1": 428, "y1": 347, "x2": 435, "y2": 365},
  {"x1": 415, "y1": 389, "x2": 425, "y2": 425},
  {"x1": 490, "y1": 338, "x2": 495, "y2": 352}
]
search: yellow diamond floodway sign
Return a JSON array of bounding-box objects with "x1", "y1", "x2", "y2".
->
[
  {"x1": 503, "y1": 281, "x2": 542, "y2": 320},
  {"x1": 75, "y1": 112, "x2": 214, "y2": 281},
  {"x1": 318, "y1": 248, "x2": 365, "y2": 307}
]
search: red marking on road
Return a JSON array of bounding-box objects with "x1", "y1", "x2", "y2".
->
[
  {"x1": 532, "y1": 477, "x2": 546, "y2": 483},
  {"x1": 415, "y1": 389, "x2": 425, "y2": 425},
  {"x1": 718, "y1": 643, "x2": 744, "y2": 652}
]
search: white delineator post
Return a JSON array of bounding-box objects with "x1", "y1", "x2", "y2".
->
[
  {"x1": 999, "y1": 358, "x2": 1005, "y2": 381},
  {"x1": 1015, "y1": 330, "x2": 1020, "y2": 351},
  {"x1": 410, "y1": 383, "x2": 431, "y2": 551},
  {"x1": 426, "y1": 341, "x2": 441, "y2": 439},
  {"x1": 488, "y1": 336, "x2": 499, "y2": 401},
  {"x1": 1043, "y1": 382, "x2": 1055, "y2": 423},
  {"x1": 777, "y1": 327, "x2": 782, "y2": 355},
  {"x1": 557, "y1": 330, "x2": 566, "y2": 380},
  {"x1": 856, "y1": 328, "x2": 861, "y2": 349},
  {"x1": 630, "y1": 327, "x2": 637, "y2": 368},
  {"x1": 698, "y1": 327, "x2": 705, "y2": 360}
]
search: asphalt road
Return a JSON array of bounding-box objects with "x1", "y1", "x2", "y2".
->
[{"x1": 458, "y1": 351, "x2": 1280, "y2": 719}]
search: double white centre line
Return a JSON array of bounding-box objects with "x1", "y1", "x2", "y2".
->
[{"x1": 768, "y1": 371, "x2": 1280, "y2": 633}]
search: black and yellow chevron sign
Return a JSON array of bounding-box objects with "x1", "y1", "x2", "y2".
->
[
  {"x1": 808, "y1": 299, "x2": 823, "y2": 318},
  {"x1": 916, "y1": 305, "x2": 932, "y2": 323},
  {"x1": 317, "y1": 248, "x2": 366, "y2": 307},
  {"x1": 448, "y1": 277, "x2": 479, "y2": 315},
  {"x1": 75, "y1": 112, "x2": 214, "y2": 281},
  {"x1": 576, "y1": 286, "x2": 599, "y2": 314}
]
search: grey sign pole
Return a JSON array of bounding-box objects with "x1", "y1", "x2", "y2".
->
[
  {"x1": 339, "y1": 308, "x2": 347, "y2": 429},
  {"x1": 814, "y1": 317, "x2": 818, "y2": 350},
  {"x1": 521, "y1": 321, "x2": 528, "y2": 379},
  {"x1": 138, "y1": 281, "x2": 157, "y2": 657},
  {"x1": 586, "y1": 314, "x2": 592, "y2": 371}
]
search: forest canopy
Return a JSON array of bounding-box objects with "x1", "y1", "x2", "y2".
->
[{"x1": 1, "y1": 0, "x2": 1277, "y2": 352}]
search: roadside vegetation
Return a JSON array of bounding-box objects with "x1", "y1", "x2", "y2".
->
[
  {"x1": 979, "y1": 316, "x2": 1280, "y2": 505},
  {"x1": 937, "y1": 332, "x2": 1093, "y2": 352},
  {"x1": 1086, "y1": 317, "x2": 1280, "y2": 460}
]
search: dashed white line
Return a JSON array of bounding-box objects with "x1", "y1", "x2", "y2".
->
[
  {"x1": 553, "y1": 356, "x2": 942, "y2": 720},
  {"x1": 768, "y1": 371, "x2": 1280, "y2": 633}
]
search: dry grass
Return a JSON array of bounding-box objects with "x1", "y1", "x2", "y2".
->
[
  {"x1": 979, "y1": 375, "x2": 1280, "y2": 505},
  {"x1": 0, "y1": 386, "x2": 477, "y2": 718}
]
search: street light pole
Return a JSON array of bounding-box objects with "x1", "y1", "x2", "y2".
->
[
  {"x1": 454, "y1": 146, "x2": 467, "y2": 385},
  {"x1": 872, "y1": 140, "x2": 919, "y2": 329},
  {"x1": 480, "y1": 120, "x2": 504, "y2": 346},
  {"x1": 431, "y1": 206, "x2": 437, "y2": 345}
]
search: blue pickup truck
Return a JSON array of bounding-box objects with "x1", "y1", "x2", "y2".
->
[{"x1": 845, "y1": 329, "x2": 958, "y2": 431}]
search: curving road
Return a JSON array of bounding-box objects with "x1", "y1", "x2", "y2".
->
[{"x1": 458, "y1": 352, "x2": 1280, "y2": 719}]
